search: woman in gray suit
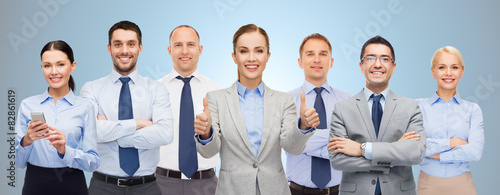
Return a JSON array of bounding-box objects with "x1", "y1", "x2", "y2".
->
[{"x1": 193, "y1": 24, "x2": 319, "y2": 195}]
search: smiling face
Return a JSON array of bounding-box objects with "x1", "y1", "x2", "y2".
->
[
  {"x1": 432, "y1": 52, "x2": 464, "y2": 93},
  {"x1": 232, "y1": 31, "x2": 270, "y2": 88},
  {"x1": 299, "y1": 38, "x2": 333, "y2": 86},
  {"x1": 168, "y1": 27, "x2": 202, "y2": 77},
  {"x1": 41, "y1": 50, "x2": 76, "y2": 95},
  {"x1": 359, "y1": 43, "x2": 395, "y2": 93},
  {"x1": 108, "y1": 29, "x2": 142, "y2": 76}
]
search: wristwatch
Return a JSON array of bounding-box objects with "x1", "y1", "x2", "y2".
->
[{"x1": 360, "y1": 142, "x2": 366, "y2": 157}]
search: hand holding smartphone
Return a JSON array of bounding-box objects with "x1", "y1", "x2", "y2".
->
[{"x1": 30, "y1": 111, "x2": 48, "y2": 136}]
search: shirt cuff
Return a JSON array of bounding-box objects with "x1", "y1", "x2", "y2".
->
[
  {"x1": 17, "y1": 136, "x2": 33, "y2": 151},
  {"x1": 297, "y1": 118, "x2": 314, "y2": 134},
  {"x1": 364, "y1": 142, "x2": 373, "y2": 160},
  {"x1": 197, "y1": 127, "x2": 214, "y2": 145}
]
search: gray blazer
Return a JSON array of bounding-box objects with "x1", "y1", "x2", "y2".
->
[
  {"x1": 196, "y1": 82, "x2": 314, "y2": 195},
  {"x1": 329, "y1": 90, "x2": 426, "y2": 195}
]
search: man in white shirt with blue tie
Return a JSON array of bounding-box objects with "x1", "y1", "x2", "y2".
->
[
  {"x1": 81, "y1": 20, "x2": 174, "y2": 195},
  {"x1": 156, "y1": 25, "x2": 223, "y2": 195}
]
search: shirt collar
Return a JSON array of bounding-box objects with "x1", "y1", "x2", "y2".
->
[
  {"x1": 363, "y1": 87, "x2": 389, "y2": 102},
  {"x1": 302, "y1": 80, "x2": 332, "y2": 95},
  {"x1": 110, "y1": 69, "x2": 139, "y2": 84},
  {"x1": 431, "y1": 92, "x2": 461, "y2": 105},
  {"x1": 39, "y1": 88, "x2": 75, "y2": 106},
  {"x1": 236, "y1": 81, "x2": 265, "y2": 98},
  {"x1": 168, "y1": 68, "x2": 201, "y2": 82}
]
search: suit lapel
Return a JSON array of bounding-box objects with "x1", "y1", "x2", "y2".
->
[
  {"x1": 354, "y1": 90, "x2": 377, "y2": 141},
  {"x1": 225, "y1": 83, "x2": 254, "y2": 155},
  {"x1": 257, "y1": 85, "x2": 275, "y2": 158},
  {"x1": 378, "y1": 90, "x2": 397, "y2": 141}
]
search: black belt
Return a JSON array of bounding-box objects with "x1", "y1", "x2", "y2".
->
[
  {"x1": 155, "y1": 167, "x2": 215, "y2": 180},
  {"x1": 92, "y1": 172, "x2": 156, "y2": 187},
  {"x1": 290, "y1": 181, "x2": 339, "y2": 195}
]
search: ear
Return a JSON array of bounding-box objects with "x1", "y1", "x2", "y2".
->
[
  {"x1": 199, "y1": 45, "x2": 203, "y2": 56},
  {"x1": 232, "y1": 53, "x2": 237, "y2": 64},
  {"x1": 431, "y1": 67, "x2": 436, "y2": 79},
  {"x1": 138, "y1": 43, "x2": 143, "y2": 55},
  {"x1": 298, "y1": 58, "x2": 304, "y2": 69},
  {"x1": 329, "y1": 57, "x2": 334, "y2": 69},
  {"x1": 359, "y1": 61, "x2": 363, "y2": 73},
  {"x1": 107, "y1": 44, "x2": 112, "y2": 55},
  {"x1": 265, "y1": 52, "x2": 271, "y2": 63},
  {"x1": 167, "y1": 46, "x2": 172, "y2": 56},
  {"x1": 70, "y1": 61, "x2": 76, "y2": 73}
]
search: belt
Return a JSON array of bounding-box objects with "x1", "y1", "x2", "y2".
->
[
  {"x1": 155, "y1": 167, "x2": 215, "y2": 180},
  {"x1": 290, "y1": 181, "x2": 339, "y2": 195},
  {"x1": 92, "y1": 172, "x2": 156, "y2": 187}
]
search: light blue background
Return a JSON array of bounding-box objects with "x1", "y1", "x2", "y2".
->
[{"x1": 2, "y1": 0, "x2": 499, "y2": 194}]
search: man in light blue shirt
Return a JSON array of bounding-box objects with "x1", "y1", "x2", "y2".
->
[
  {"x1": 287, "y1": 33, "x2": 351, "y2": 195},
  {"x1": 80, "y1": 20, "x2": 174, "y2": 195}
]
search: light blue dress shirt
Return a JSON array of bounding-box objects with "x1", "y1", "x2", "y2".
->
[
  {"x1": 15, "y1": 89, "x2": 99, "y2": 172},
  {"x1": 417, "y1": 93, "x2": 484, "y2": 177},
  {"x1": 236, "y1": 81, "x2": 265, "y2": 156},
  {"x1": 363, "y1": 87, "x2": 389, "y2": 160},
  {"x1": 287, "y1": 80, "x2": 351, "y2": 188},
  {"x1": 80, "y1": 70, "x2": 174, "y2": 177},
  {"x1": 198, "y1": 81, "x2": 312, "y2": 146}
]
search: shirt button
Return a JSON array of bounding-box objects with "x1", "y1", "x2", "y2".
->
[
  {"x1": 253, "y1": 163, "x2": 258, "y2": 168},
  {"x1": 372, "y1": 180, "x2": 376, "y2": 185}
]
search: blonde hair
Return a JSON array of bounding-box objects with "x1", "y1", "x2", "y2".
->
[{"x1": 431, "y1": 46, "x2": 465, "y2": 69}]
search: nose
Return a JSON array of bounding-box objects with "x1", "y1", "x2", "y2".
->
[
  {"x1": 121, "y1": 44, "x2": 130, "y2": 54},
  {"x1": 248, "y1": 51, "x2": 256, "y2": 61},
  {"x1": 314, "y1": 55, "x2": 320, "y2": 63},
  {"x1": 50, "y1": 65, "x2": 58, "y2": 75},
  {"x1": 373, "y1": 58, "x2": 383, "y2": 68},
  {"x1": 181, "y1": 46, "x2": 189, "y2": 54},
  {"x1": 445, "y1": 67, "x2": 452, "y2": 75}
]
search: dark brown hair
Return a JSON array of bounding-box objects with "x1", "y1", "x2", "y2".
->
[
  {"x1": 40, "y1": 40, "x2": 75, "y2": 91},
  {"x1": 360, "y1": 35, "x2": 395, "y2": 61},
  {"x1": 108, "y1": 20, "x2": 142, "y2": 44}
]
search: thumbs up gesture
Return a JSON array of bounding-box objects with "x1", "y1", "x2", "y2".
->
[
  {"x1": 299, "y1": 92, "x2": 320, "y2": 130},
  {"x1": 194, "y1": 97, "x2": 212, "y2": 139}
]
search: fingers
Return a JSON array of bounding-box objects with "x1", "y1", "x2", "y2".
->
[
  {"x1": 203, "y1": 97, "x2": 209, "y2": 113},
  {"x1": 194, "y1": 113, "x2": 210, "y2": 135},
  {"x1": 300, "y1": 92, "x2": 306, "y2": 107},
  {"x1": 97, "y1": 115, "x2": 107, "y2": 120}
]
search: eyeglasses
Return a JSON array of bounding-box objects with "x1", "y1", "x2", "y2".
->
[{"x1": 361, "y1": 56, "x2": 394, "y2": 65}]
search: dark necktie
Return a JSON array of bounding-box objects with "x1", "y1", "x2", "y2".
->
[
  {"x1": 118, "y1": 77, "x2": 139, "y2": 176},
  {"x1": 371, "y1": 94, "x2": 383, "y2": 195},
  {"x1": 311, "y1": 87, "x2": 331, "y2": 189},
  {"x1": 371, "y1": 94, "x2": 383, "y2": 137},
  {"x1": 177, "y1": 76, "x2": 198, "y2": 178}
]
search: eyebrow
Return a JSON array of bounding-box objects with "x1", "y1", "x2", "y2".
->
[{"x1": 365, "y1": 54, "x2": 391, "y2": 57}]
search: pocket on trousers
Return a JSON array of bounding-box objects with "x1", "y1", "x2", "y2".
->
[
  {"x1": 340, "y1": 182, "x2": 356, "y2": 192},
  {"x1": 400, "y1": 179, "x2": 416, "y2": 191}
]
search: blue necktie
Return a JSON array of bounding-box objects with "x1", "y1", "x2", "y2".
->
[
  {"x1": 371, "y1": 94, "x2": 383, "y2": 137},
  {"x1": 371, "y1": 94, "x2": 383, "y2": 195},
  {"x1": 311, "y1": 87, "x2": 331, "y2": 189},
  {"x1": 118, "y1": 77, "x2": 139, "y2": 176},
  {"x1": 177, "y1": 76, "x2": 198, "y2": 178}
]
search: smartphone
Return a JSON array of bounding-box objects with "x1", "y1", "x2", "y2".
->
[{"x1": 30, "y1": 111, "x2": 47, "y2": 131}]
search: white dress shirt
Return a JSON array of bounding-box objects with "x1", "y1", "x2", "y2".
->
[
  {"x1": 80, "y1": 69, "x2": 174, "y2": 177},
  {"x1": 157, "y1": 68, "x2": 223, "y2": 171}
]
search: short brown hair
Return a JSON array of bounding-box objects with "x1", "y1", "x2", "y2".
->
[
  {"x1": 299, "y1": 33, "x2": 332, "y2": 58},
  {"x1": 232, "y1": 24, "x2": 270, "y2": 54},
  {"x1": 108, "y1": 20, "x2": 142, "y2": 45}
]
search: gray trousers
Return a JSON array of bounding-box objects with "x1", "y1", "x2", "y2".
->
[
  {"x1": 156, "y1": 173, "x2": 217, "y2": 195},
  {"x1": 88, "y1": 176, "x2": 161, "y2": 195}
]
